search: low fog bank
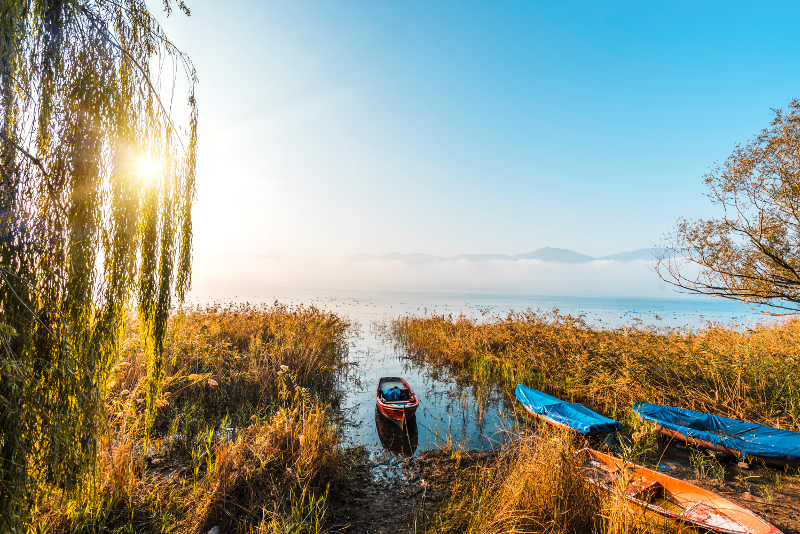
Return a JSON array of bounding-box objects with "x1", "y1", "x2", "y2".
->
[{"x1": 190, "y1": 254, "x2": 680, "y2": 298}]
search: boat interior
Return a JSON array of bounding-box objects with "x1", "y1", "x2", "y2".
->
[
  {"x1": 378, "y1": 377, "x2": 413, "y2": 404},
  {"x1": 625, "y1": 475, "x2": 685, "y2": 514},
  {"x1": 583, "y1": 456, "x2": 759, "y2": 534}
]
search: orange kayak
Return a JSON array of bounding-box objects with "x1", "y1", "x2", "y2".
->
[{"x1": 579, "y1": 448, "x2": 781, "y2": 534}]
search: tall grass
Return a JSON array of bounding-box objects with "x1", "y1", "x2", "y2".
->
[
  {"x1": 417, "y1": 425, "x2": 672, "y2": 534},
  {"x1": 392, "y1": 311, "x2": 800, "y2": 430},
  {"x1": 34, "y1": 303, "x2": 351, "y2": 533}
]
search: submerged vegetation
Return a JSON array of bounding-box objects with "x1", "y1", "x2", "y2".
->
[
  {"x1": 33, "y1": 303, "x2": 351, "y2": 533},
  {"x1": 392, "y1": 310, "x2": 800, "y2": 431}
]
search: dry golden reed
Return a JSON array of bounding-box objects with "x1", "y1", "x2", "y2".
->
[
  {"x1": 418, "y1": 425, "x2": 673, "y2": 534},
  {"x1": 34, "y1": 303, "x2": 351, "y2": 534},
  {"x1": 392, "y1": 310, "x2": 800, "y2": 430}
]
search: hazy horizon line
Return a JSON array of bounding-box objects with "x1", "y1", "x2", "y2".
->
[{"x1": 198, "y1": 246, "x2": 663, "y2": 264}]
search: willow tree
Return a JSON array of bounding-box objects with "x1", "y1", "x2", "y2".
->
[
  {"x1": 657, "y1": 100, "x2": 800, "y2": 314},
  {"x1": 0, "y1": 0, "x2": 196, "y2": 527}
]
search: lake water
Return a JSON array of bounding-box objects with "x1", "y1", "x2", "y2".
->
[
  {"x1": 260, "y1": 290, "x2": 772, "y2": 461},
  {"x1": 191, "y1": 289, "x2": 780, "y2": 461},
  {"x1": 341, "y1": 324, "x2": 513, "y2": 462},
  {"x1": 200, "y1": 288, "x2": 774, "y2": 329}
]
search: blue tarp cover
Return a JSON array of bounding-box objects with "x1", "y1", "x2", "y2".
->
[
  {"x1": 381, "y1": 387, "x2": 402, "y2": 401},
  {"x1": 515, "y1": 384, "x2": 621, "y2": 435},
  {"x1": 633, "y1": 402, "x2": 800, "y2": 465}
]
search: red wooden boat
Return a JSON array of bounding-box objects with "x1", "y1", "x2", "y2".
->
[
  {"x1": 376, "y1": 377, "x2": 419, "y2": 427},
  {"x1": 375, "y1": 405, "x2": 418, "y2": 454}
]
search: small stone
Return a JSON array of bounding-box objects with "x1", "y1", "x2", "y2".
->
[
  {"x1": 208, "y1": 527, "x2": 220, "y2": 534},
  {"x1": 737, "y1": 461, "x2": 749, "y2": 469}
]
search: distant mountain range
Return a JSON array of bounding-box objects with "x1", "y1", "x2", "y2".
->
[{"x1": 349, "y1": 247, "x2": 662, "y2": 264}]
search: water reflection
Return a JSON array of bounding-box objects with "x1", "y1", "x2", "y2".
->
[
  {"x1": 375, "y1": 405, "x2": 418, "y2": 455},
  {"x1": 338, "y1": 322, "x2": 513, "y2": 457}
]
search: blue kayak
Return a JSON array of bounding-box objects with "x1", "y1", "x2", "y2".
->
[
  {"x1": 515, "y1": 384, "x2": 621, "y2": 435},
  {"x1": 633, "y1": 402, "x2": 800, "y2": 468}
]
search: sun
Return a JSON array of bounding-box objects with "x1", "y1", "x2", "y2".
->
[{"x1": 137, "y1": 155, "x2": 159, "y2": 182}]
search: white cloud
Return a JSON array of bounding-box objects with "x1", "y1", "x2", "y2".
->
[{"x1": 190, "y1": 254, "x2": 674, "y2": 298}]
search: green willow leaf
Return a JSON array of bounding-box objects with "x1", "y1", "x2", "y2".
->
[{"x1": 0, "y1": 1, "x2": 197, "y2": 529}]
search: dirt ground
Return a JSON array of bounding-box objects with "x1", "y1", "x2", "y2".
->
[
  {"x1": 325, "y1": 438, "x2": 799, "y2": 534},
  {"x1": 325, "y1": 448, "x2": 495, "y2": 534}
]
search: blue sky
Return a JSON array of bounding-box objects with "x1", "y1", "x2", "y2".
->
[{"x1": 158, "y1": 1, "x2": 800, "y2": 259}]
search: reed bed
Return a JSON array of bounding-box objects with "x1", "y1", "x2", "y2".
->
[
  {"x1": 417, "y1": 425, "x2": 673, "y2": 534},
  {"x1": 34, "y1": 302, "x2": 351, "y2": 534},
  {"x1": 392, "y1": 310, "x2": 800, "y2": 430}
]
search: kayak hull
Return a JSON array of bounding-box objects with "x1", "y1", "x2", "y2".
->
[
  {"x1": 580, "y1": 448, "x2": 782, "y2": 534},
  {"x1": 515, "y1": 384, "x2": 621, "y2": 437},
  {"x1": 634, "y1": 402, "x2": 800, "y2": 469}
]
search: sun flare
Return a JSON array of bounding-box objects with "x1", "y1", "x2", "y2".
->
[{"x1": 137, "y1": 155, "x2": 158, "y2": 182}]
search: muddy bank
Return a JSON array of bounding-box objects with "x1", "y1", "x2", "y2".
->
[
  {"x1": 325, "y1": 438, "x2": 799, "y2": 534},
  {"x1": 325, "y1": 448, "x2": 496, "y2": 533},
  {"x1": 331, "y1": 308, "x2": 800, "y2": 534}
]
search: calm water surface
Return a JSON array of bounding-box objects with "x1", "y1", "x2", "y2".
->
[
  {"x1": 272, "y1": 290, "x2": 772, "y2": 461},
  {"x1": 195, "y1": 289, "x2": 779, "y2": 460},
  {"x1": 340, "y1": 324, "x2": 512, "y2": 461}
]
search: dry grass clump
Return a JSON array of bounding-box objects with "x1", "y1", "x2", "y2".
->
[
  {"x1": 34, "y1": 303, "x2": 351, "y2": 534},
  {"x1": 419, "y1": 426, "x2": 667, "y2": 534},
  {"x1": 194, "y1": 373, "x2": 344, "y2": 533},
  {"x1": 392, "y1": 311, "x2": 800, "y2": 430},
  {"x1": 115, "y1": 302, "x2": 349, "y2": 434}
]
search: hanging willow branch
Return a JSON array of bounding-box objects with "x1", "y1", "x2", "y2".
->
[{"x1": 0, "y1": 0, "x2": 197, "y2": 528}]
